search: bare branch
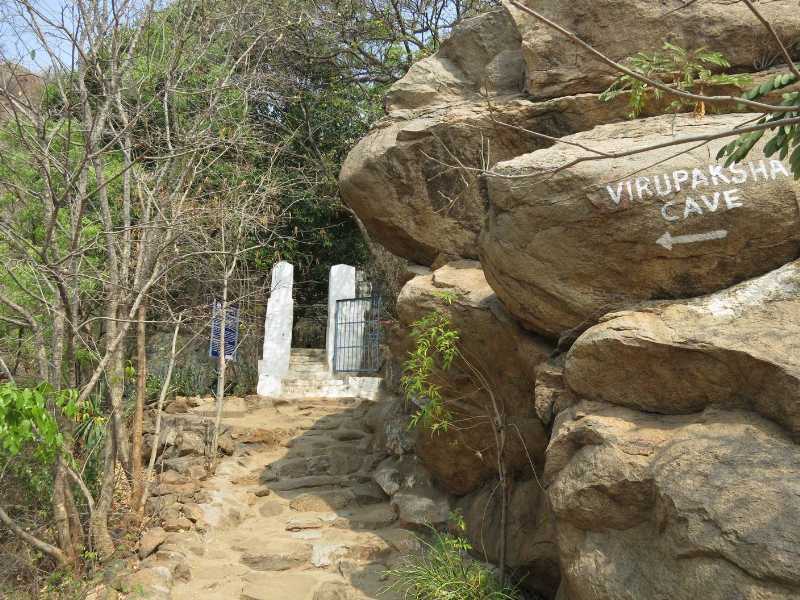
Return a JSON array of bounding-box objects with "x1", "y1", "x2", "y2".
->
[{"x1": 741, "y1": 0, "x2": 800, "y2": 81}]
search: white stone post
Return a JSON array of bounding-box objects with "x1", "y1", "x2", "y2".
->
[
  {"x1": 257, "y1": 261, "x2": 294, "y2": 396},
  {"x1": 326, "y1": 264, "x2": 355, "y2": 374}
]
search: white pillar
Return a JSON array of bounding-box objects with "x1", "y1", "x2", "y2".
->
[
  {"x1": 326, "y1": 264, "x2": 355, "y2": 374},
  {"x1": 257, "y1": 261, "x2": 294, "y2": 396}
]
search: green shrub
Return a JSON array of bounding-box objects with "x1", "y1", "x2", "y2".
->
[
  {"x1": 401, "y1": 292, "x2": 461, "y2": 434},
  {"x1": 171, "y1": 365, "x2": 210, "y2": 397},
  {"x1": 385, "y1": 525, "x2": 522, "y2": 600},
  {"x1": 600, "y1": 42, "x2": 750, "y2": 118}
]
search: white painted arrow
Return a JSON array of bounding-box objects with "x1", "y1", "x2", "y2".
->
[{"x1": 656, "y1": 229, "x2": 728, "y2": 250}]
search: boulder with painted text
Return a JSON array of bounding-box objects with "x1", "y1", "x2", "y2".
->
[
  {"x1": 504, "y1": 0, "x2": 800, "y2": 100},
  {"x1": 546, "y1": 401, "x2": 800, "y2": 600},
  {"x1": 564, "y1": 259, "x2": 800, "y2": 436},
  {"x1": 480, "y1": 113, "x2": 800, "y2": 337},
  {"x1": 392, "y1": 260, "x2": 552, "y2": 494}
]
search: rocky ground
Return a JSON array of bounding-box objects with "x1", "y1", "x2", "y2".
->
[
  {"x1": 116, "y1": 397, "x2": 413, "y2": 599},
  {"x1": 107, "y1": 351, "x2": 449, "y2": 600}
]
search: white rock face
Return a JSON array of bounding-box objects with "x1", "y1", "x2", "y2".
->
[
  {"x1": 325, "y1": 264, "x2": 356, "y2": 373},
  {"x1": 257, "y1": 261, "x2": 294, "y2": 396}
]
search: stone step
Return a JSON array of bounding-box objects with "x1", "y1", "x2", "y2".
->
[
  {"x1": 264, "y1": 448, "x2": 375, "y2": 481},
  {"x1": 287, "y1": 363, "x2": 329, "y2": 371},
  {"x1": 283, "y1": 374, "x2": 341, "y2": 384},
  {"x1": 332, "y1": 503, "x2": 398, "y2": 531},
  {"x1": 282, "y1": 380, "x2": 348, "y2": 389},
  {"x1": 267, "y1": 475, "x2": 349, "y2": 492},
  {"x1": 289, "y1": 351, "x2": 326, "y2": 359},
  {"x1": 287, "y1": 360, "x2": 328, "y2": 370}
]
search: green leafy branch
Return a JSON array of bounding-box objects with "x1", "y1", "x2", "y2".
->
[
  {"x1": 717, "y1": 72, "x2": 800, "y2": 177},
  {"x1": 401, "y1": 308, "x2": 460, "y2": 434},
  {"x1": 0, "y1": 383, "x2": 83, "y2": 462},
  {"x1": 600, "y1": 43, "x2": 751, "y2": 118}
]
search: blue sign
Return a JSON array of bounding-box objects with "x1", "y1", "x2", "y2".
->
[{"x1": 209, "y1": 301, "x2": 240, "y2": 361}]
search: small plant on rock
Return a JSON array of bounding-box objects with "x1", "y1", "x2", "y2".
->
[
  {"x1": 600, "y1": 42, "x2": 751, "y2": 118},
  {"x1": 400, "y1": 293, "x2": 516, "y2": 590},
  {"x1": 401, "y1": 299, "x2": 460, "y2": 434}
]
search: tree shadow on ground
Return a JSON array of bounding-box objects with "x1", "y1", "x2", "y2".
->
[{"x1": 253, "y1": 395, "x2": 414, "y2": 600}]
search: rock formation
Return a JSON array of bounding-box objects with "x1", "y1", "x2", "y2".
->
[
  {"x1": 392, "y1": 261, "x2": 552, "y2": 495},
  {"x1": 481, "y1": 113, "x2": 800, "y2": 336},
  {"x1": 340, "y1": 2, "x2": 800, "y2": 268},
  {"x1": 565, "y1": 260, "x2": 800, "y2": 437},
  {"x1": 506, "y1": 0, "x2": 800, "y2": 99},
  {"x1": 547, "y1": 402, "x2": 800, "y2": 599},
  {"x1": 340, "y1": 1, "x2": 800, "y2": 598}
]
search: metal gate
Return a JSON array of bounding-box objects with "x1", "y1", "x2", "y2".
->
[{"x1": 332, "y1": 294, "x2": 382, "y2": 373}]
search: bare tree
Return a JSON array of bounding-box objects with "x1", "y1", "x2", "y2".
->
[{"x1": 0, "y1": 0, "x2": 286, "y2": 566}]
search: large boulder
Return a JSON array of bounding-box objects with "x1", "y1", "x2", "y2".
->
[
  {"x1": 385, "y1": 8, "x2": 524, "y2": 113},
  {"x1": 341, "y1": 0, "x2": 799, "y2": 266},
  {"x1": 339, "y1": 7, "x2": 644, "y2": 265},
  {"x1": 393, "y1": 260, "x2": 552, "y2": 495},
  {"x1": 505, "y1": 0, "x2": 800, "y2": 99},
  {"x1": 481, "y1": 113, "x2": 800, "y2": 337},
  {"x1": 546, "y1": 401, "x2": 800, "y2": 600},
  {"x1": 565, "y1": 260, "x2": 800, "y2": 436}
]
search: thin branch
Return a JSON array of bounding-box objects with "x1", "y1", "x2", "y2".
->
[
  {"x1": 0, "y1": 503, "x2": 69, "y2": 566},
  {"x1": 464, "y1": 115, "x2": 800, "y2": 180},
  {"x1": 64, "y1": 464, "x2": 95, "y2": 512},
  {"x1": 741, "y1": 0, "x2": 800, "y2": 81}
]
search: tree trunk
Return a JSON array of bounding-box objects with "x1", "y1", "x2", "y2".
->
[
  {"x1": 140, "y1": 319, "x2": 182, "y2": 516},
  {"x1": 211, "y1": 276, "x2": 229, "y2": 463},
  {"x1": 52, "y1": 458, "x2": 77, "y2": 564},
  {"x1": 131, "y1": 302, "x2": 147, "y2": 513},
  {"x1": 64, "y1": 484, "x2": 85, "y2": 558},
  {"x1": 106, "y1": 301, "x2": 132, "y2": 477},
  {"x1": 90, "y1": 432, "x2": 116, "y2": 562}
]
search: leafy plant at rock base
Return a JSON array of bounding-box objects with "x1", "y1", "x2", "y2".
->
[
  {"x1": 600, "y1": 43, "x2": 751, "y2": 118},
  {"x1": 172, "y1": 365, "x2": 211, "y2": 398},
  {"x1": 385, "y1": 514, "x2": 522, "y2": 600},
  {"x1": 717, "y1": 72, "x2": 800, "y2": 177},
  {"x1": 401, "y1": 304, "x2": 460, "y2": 434},
  {"x1": 401, "y1": 293, "x2": 515, "y2": 589}
]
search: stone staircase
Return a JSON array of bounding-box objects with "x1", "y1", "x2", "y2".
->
[
  {"x1": 167, "y1": 396, "x2": 413, "y2": 600},
  {"x1": 275, "y1": 349, "x2": 382, "y2": 401}
]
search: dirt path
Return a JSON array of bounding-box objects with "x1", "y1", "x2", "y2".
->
[{"x1": 167, "y1": 393, "x2": 412, "y2": 600}]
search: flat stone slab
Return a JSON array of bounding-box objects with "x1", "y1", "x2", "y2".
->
[
  {"x1": 290, "y1": 489, "x2": 356, "y2": 512},
  {"x1": 269, "y1": 475, "x2": 344, "y2": 492},
  {"x1": 241, "y1": 572, "x2": 319, "y2": 600},
  {"x1": 239, "y1": 540, "x2": 312, "y2": 571}
]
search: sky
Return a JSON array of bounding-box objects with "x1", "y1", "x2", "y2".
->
[{"x1": 0, "y1": 0, "x2": 77, "y2": 72}]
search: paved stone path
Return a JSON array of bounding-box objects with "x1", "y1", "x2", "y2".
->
[{"x1": 169, "y1": 351, "x2": 411, "y2": 600}]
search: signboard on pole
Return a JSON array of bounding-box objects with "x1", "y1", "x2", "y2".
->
[{"x1": 209, "y1": 301, "x2": 240, "y2": 361}]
